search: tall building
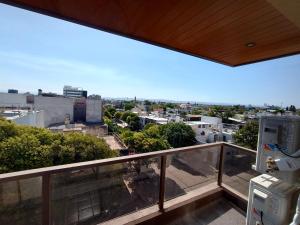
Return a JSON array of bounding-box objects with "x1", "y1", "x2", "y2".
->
[{"x1": 63, "y1": 85, "x2": 87, "y2": 98}]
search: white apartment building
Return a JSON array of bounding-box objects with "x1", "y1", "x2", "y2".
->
[
  {"x1": 139, "y1": 115, "x2": 168, "y2": 127},
  {"x1": 185, "y1": 121, "x2": 222, "y2": 143}
]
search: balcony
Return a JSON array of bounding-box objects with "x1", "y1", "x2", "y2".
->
[{"x1": 0, "y1": 142, "x2": 258, "y2": 225}]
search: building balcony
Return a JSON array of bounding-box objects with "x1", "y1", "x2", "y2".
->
[{"x1": 0, "y1": 142, "x2": 258, "y2": 225}]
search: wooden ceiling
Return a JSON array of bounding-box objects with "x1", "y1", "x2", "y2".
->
[{"x1": 2, "y1": 0, "x2": 300, "y2": 66}]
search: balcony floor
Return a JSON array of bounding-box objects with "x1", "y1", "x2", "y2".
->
[{"x1": 163, "y1": 198, "x2": 246, "y2": 225}]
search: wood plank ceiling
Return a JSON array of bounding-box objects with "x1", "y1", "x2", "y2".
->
[{"x1": 2, "y1": 0, "x2": 300, "y2": 66}]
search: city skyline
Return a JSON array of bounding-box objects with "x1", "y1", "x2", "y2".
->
[{"x1": 1, "y1": 3, "x2": 300, "y2": 107}]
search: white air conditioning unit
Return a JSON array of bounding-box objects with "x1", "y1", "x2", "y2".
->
[{"x1": 255, "y1": 116, "x2": 300, "y2": 183}]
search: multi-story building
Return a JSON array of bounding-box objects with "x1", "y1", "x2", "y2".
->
[
  {"x1": 63, "y1": 85, "x2": 87, "y2": 98},
  {"x1": 0, "y1": 92, "x2": 103, "y2": 127}
]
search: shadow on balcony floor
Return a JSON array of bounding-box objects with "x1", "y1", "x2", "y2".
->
[{"x1": 161, "y1": 198, "x2": 245, "y2": 225}]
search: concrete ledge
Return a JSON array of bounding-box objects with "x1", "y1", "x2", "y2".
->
[
  {"x1": 221, "y1": 183, "x2": 248, "y2": 212},
  {"x1": 101, "y1": 182, "x2": 222, "y2": 225}
]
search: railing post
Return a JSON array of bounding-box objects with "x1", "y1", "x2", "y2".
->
[
  {"x1": 42, "y1": 174, "x2": 51, "y2": 225},
  {"x1": 159, "y1": 155, "x2": 167, "y2": 211},
  {"x1": 217, "y1": 143, "x2": 224, "y2": 186}
]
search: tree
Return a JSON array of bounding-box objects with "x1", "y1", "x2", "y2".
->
[
  {"x1": 63, "y1": 133, "x2": 116, "y2": 162},
  {"x1": 143, "y1": 124, "x2": 161, "y2": 139},
  {"x1": 104, "y1": 106, "x2": 116, "y2": 119},
  {"x1": 289, "y1": 105, "x2": 296, "y2": 113},
  {"x1": 114, "y1": 111, "x2": 122, "y2": 120},
  {"x1": 0, "y1": 119, "x2": 18, "y2": 141},
  {"x1": 144, "y1": 100, "x2": 152, "y2": 106},
  {"x1": 0, "y1": 120, "x2": 118, "y2": 173},
  {"x1": 222, "y1": 110, "x2": 234, "y2": 123},
  {"x1": 104, "y1": 117, "x2": 119, "y2": 133},
  {"x1": 104, "y1": 110, "x2": 113, "y2": 119},
  {"x1": 191, "y1": 108, "x2": 202, "y2": 115},
  {"x1": 124, "y1": 102, "x2": 135, "y2": 111},
  {"x1": 0, "y1": 134, "x2": 52, "y2": 172},
  {"x1": 165, "y1": 103, "x2": 176, "y2": 109},
  {"x1": 121, "y1": 111, "x2": 140, "y2": 131},
  {"x1": 121, "y1": 131, "x2": 170, "y2": 153},
  {"x1": 159, "y1": 122, "x2": 196, "y2": 148},
  {"x1": 233, "y1": 121, "x2": 259, "y2": 150}
]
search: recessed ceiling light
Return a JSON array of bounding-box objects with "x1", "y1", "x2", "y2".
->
[{"x1": 246, "y1": 42, "x2": 256, "y2": 48}]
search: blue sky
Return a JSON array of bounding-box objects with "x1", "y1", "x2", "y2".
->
[{"x1": 0, "y1": 4, "x2": 300, "y2": 107}]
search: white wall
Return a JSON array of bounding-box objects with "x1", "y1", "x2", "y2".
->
[
  {"x1": 201, "y1": 116, "x2": 222, "y2": 126},
  {"x1": 1, "y1": 93, "x2": 103, "y2": 126},
  {"x1": 0, "y1": 93, "x2": 30, "y2": 108},
  {"x1": 34, "y1": 96, "x2": 74, "y2": 127},
  {"x1": 86, "y1": 99, "x2": 102, "y2": 123}
]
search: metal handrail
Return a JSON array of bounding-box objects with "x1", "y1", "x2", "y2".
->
[
  {"x1": 223, "y1": 142, "x2": 257, "y2": 154},
  {"x1": 0, "y1": 142, "x2": 222, "y2": 183}
]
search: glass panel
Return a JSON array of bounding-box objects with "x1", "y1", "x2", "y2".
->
[
  {"x1": 165, "y1": 145, "x2": 220, "y2": 201},
  {"x1": 0, "y1": 177, "x2": 42, "y2": 225},
  {"x1": 51, "y1": 157, "x2": 160, "y2": 225},
  {"x1": 222, "y1": 145, "x2": 259, "y2": 197}
]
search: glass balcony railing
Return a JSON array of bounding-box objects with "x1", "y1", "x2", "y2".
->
[
  {"x1": 51, "y1": 158, "x2": 161, "y2": 225},
  {"x1": 222, "y1": 144, "x2": 259, "y2": 197},
  {"x1": 0, "y1": 177, "x2": 42, "y2": 225},
  {"x1": 165, "y1": 145, "x2": 220, "y2": 201},
  {"x1": 0, "y1": 142, "x2": 257, "y2": 225}
]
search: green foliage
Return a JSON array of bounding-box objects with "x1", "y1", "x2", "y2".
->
[
  {"x1": 104, "y1": 117, "x2": 119, "y2": 133},
  {"x1": 121, "y1": 111, "x2": 140, "y2": 131},
  {"x1": 191, "y1": 108, "x2": 202, "y2": 115},
  {"x1": 124, "y1": 101, "x2": 135, "y2": 111},
  {"x1": 114, "y1": 111, "x2": 122, "y2": 120},
  {"x1": 0, "y1": 134, "x2": 52, "y2": 172},
  {"x1": 120, "y1": 122, "x2": 196, "y2": 152},
  {"x1": 144, "y1": 100, "x2": 152, "y2": 106},
  {"x1": 143, "y1": 124, "x2": 161, "y2": 138},
  {"x1": 221, "y1": 110, "x2": 235, "y2": 123},
  {"x1": 165, "y1": 103, "x2": 177, "y2": 109},
  {"x1": 103, "y1": 106, "x2": 117, "y2": 119},
  {"x1": 121, "y1": 130, "x2": 170, "y2": 153},
  {"x1": 159, "y1": 122, "x2": 196, "y2": 148},
  {"x1": 104, "y1": 110, "x2": 112, "y2": 119},
  {"x1": 0, "y1": 120, "x2": 118, "y2": 173},
  {"x1": 103, "y1": 107, "x2": 114, "y2": 119},
  {"x1": 63, "y1": 133, "x2": 116, "y2": 162},
  {"x1": 0, "y1": 119, "x2": 18, "y2": 142},
  {"x1": 233, "y1": 121, "x2": 259, "y2": 150}
]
